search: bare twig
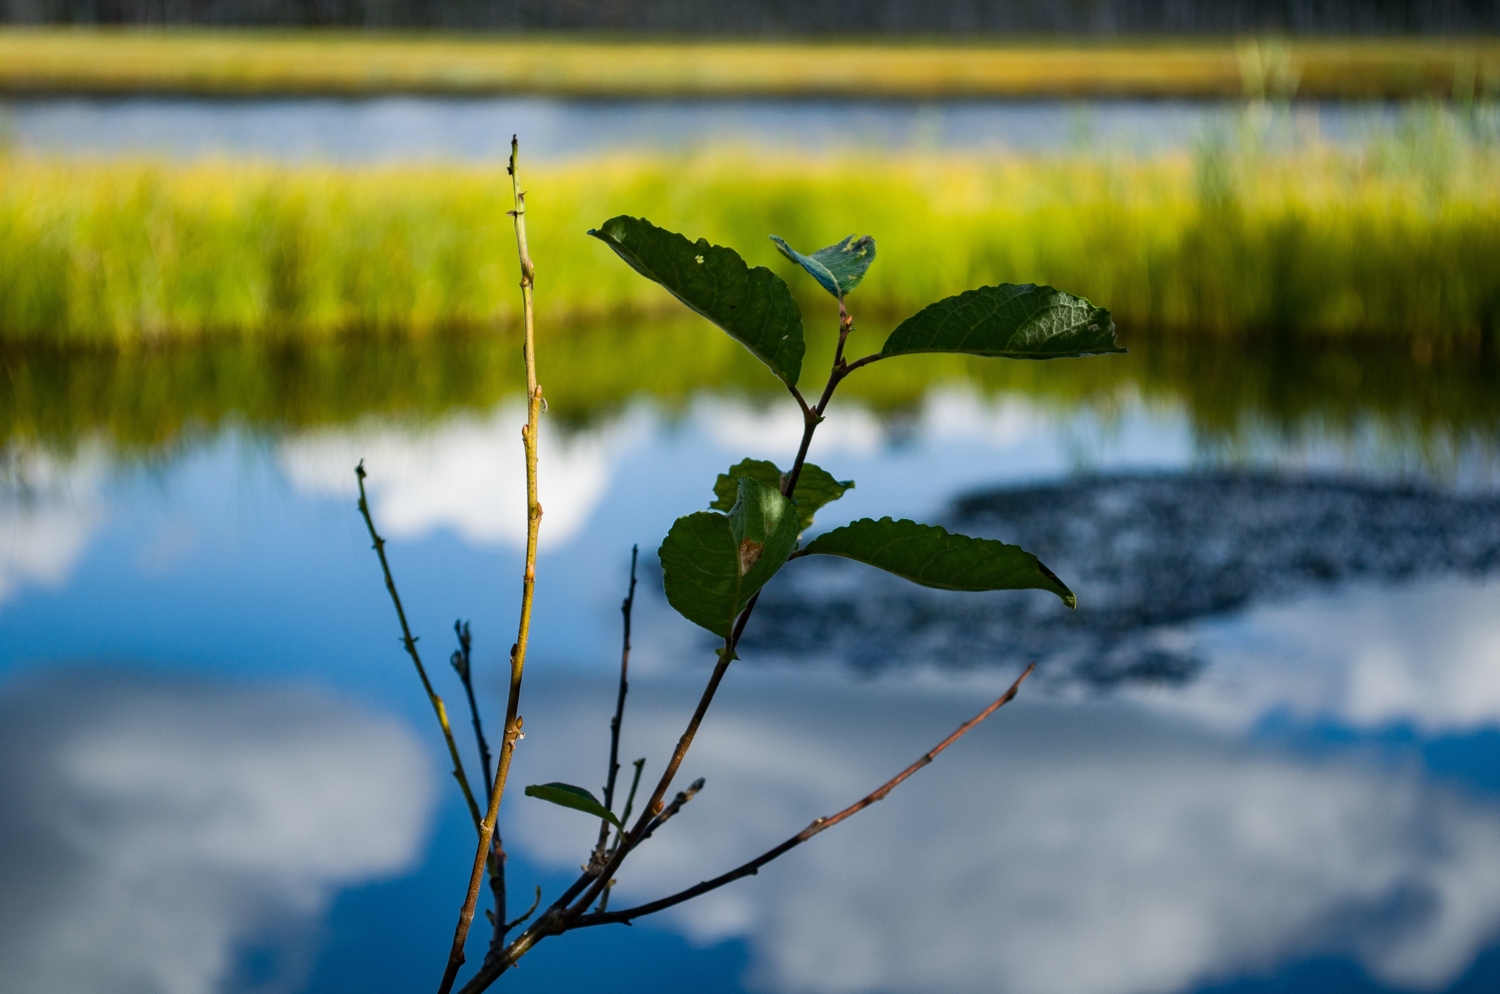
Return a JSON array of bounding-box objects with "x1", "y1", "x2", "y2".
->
[
  {"x1": 596, "y1": 546, "x2": 639, "y2": 859},
  {"x1": 450, "y1": 620, "x2": 508, "y2": 936},
  {"x1": 436, "y1": 134, "x2": 545, "y2": 994},
  {"x1": 639, "y1": 777, "x2": 705, "y2": 842},
  {"x1": 574, "y1": 664, "x2": 1035, "y2": 928},
  {"x1": 454, "y1": 304, "x2": 871, "y2": 994},
  {"x1": 839, "y1": 352, "x2": 885, "y2": 375},
  {"x1": 596, "y1": 757, "x2": 647, "y2": 913},
  {"x1": 454, "y1": 279, "x2": 893, "y2": 994},
  {"x1": 357, "y1": 462, "x2": 484, "y2": 834},
  {"x1": 451, "y1": 620, "x2": 495, "y2": 795},
  {"x1": 617, "y1": 758, "x2": 645, "y2": 838},
  {"x1": 506, "y1": 886, "x2": 543, "y2": 933}
]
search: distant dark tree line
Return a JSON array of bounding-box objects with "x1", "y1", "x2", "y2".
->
[{"x1": 3, "y1": 0, "x2": 1498, "y2": 33}]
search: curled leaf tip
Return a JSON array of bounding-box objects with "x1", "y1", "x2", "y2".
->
[
  {"x1": 771, "y1": 233, "x2": 878, "y2": 300},
  {"x1": 1037, "y1": 561, "x2": 1077, "y2": 609}
]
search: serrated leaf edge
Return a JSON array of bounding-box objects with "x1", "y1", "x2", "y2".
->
[{"x1": 801, "y1": 515, "x2": 1077, "y2": 609}]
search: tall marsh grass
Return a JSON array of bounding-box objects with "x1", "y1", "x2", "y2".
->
[
  {"x1": 3, "y1": 106, "x2": 1498, "y2": 344},
  {"x1": 2, "y1": 31, "x2": 1497, "y2": 99}
]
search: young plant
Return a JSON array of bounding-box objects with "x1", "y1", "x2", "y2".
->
[{"x1": 358, "y1": 146, "x2": 1123, "y2": 994}]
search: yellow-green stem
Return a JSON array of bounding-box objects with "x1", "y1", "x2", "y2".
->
[{"x1": 436, "y1": 135, "x2": 543, "y2": 994}]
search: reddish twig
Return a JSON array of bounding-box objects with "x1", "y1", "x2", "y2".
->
[{"x1": 573, "y1": 664, "x2": 1035, "y2": 928}]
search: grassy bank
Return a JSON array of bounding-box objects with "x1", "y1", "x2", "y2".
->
[
  {"x1": 4, "y1": 114, "x2": 1499, "y2": 344},
  {"x1": 1, "y1": 29, "x2": 1498, "y2": 99},
  {"x1": 5, "y1": 326, "x2": 1494, "y2": 475}
]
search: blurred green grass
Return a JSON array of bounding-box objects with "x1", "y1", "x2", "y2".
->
[
  {"x1": 2, "y1": 30, "x2": 1498, "y2": 99},
  {"x1": 6, "y1": 321, "x2": 1494, "y2": 476},
  {"x1": 4, "y1": 105, "x2": 1499, "y2": 344}
]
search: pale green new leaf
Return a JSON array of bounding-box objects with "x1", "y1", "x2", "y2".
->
[
  {"x1": 660, "y1": 477, "x2": 803, "y2": 637},
  {"x1": 801, "y1": 517, "x2": 1076, "y2": 607},
  {"x1": 589, "y1": 215, "x2": 805, "y2": 385},
  {"x1": 881, "y1": 283, "x2": 1123, "y2": 360},
  {"x1": 524, "y1": 783, "x2": 622, "y2": 828},
  {"x1": 770, "y1": 234, "x2": 876, "y2": 300},
  {"x1": 710, "y1": 458, "x2": 854, "y2": 532}
]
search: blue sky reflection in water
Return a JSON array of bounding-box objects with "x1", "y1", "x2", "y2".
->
[
  {"x1": 3, "y1": 381, "x2": 1500, "y2": 994},
  {"x1": 0, "y1": 96, "x2": 1410, "y2": 162}
]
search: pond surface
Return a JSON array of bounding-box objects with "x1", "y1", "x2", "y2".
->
[
  {"x1": 3, "y1": 330, "x2": 1500, "y2": 994},
  {"x1": 0, "y1": 96, "x2": 1405, "y2": 161}
]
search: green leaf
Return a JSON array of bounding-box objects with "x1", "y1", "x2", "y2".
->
[
  {"x1": 880, "y1": 284, "x2": 1124, "y2": 361},
  {"x1": 800, "y1": 517, "x2": 1076, "y2": 608},
  {"x1": 589, "y1": 215, "x2": 805, "y2": 386},
  {"x1": 660, "y1": 477, "x2": 803, "y2": 637},
  {"x1": 710, "y1": 459, "x2": 855, "y2": 532},
  {"x1": 524, "y1": 783, "x2": 622, "y2": 828},
  {"x1": 770, "y1": 234, "x2": 876, "y2": 300}
]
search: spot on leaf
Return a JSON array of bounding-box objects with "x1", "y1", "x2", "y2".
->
[{"x1": 738, "y1": 538, "x2": 763, "y2": 575}]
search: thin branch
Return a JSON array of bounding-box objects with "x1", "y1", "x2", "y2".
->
[
  {"x1": 834, "y1": 297, "x2": 853, "y2": 368},
  {"x1": 574, "y1": 664, "x2": 1036, "y2": 929},
  {"x1": 437, "y1": 134, "x2": 544, "y2": 994},
  {"x1": 449, "y1": 620, "x2": 506, "y2": 932},
  {"x1": 787, "y1": 383, "x2": 812, "y2": 419},
  {"x1": 506, "y1": 886, "x2": 543, "y2": 933},
  {"x1": 561, "y1": 303, "x2": 852, "y2": 919},
  {"x1": 596, "y1": 757, "x2": 647, "y2": 913},
  {"x1": 840, "y1": 352, "x2": 886, "y2": 375},
  {"x1": 596, "y1": 545, "x2": 639, "y2": 859},
  {"x1": 639, "y1": 777, "x2": 705, "y2": 842},
  {"x1": 486, "y1": 834, "x2": 507, "y2": 958},
  {"x1": 617, "y1": 758, "x2": 646, "y2": 837},
  {"x1": 451, "y1": 620, "x2": 495, "y2": 795},
  {"x1": 356, "y1": 462, "x2": 484, "y2": 834},
  {"x1": 456, "y1": 283, "x2": 868, "y2": 994}
]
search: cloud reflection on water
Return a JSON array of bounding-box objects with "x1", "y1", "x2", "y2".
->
[
  {"x1": 511, "y1": 674, "x2": 1500, "y2": 994},
  {"x1": 278, "y1": 403, "x2": 652, "y2": 550},
  {"x1": 0, "y1": 445, "x2": 106, "y2": 605},
  {"x1": 1156, "y1": 579, "x2": 1500, "y2": 735},
  {"x1": 0, "y1": 671, "x2": 433, "y2": 994}
]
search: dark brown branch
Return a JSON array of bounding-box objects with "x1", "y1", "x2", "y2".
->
[
  {"x1": 486, "y1": 836, "x2": 507, "y2": 954},
  {"x1": 598, "y1": 773, "x2": 701, "y2": 915},
  {"x1": 840, "y1": 352, "x2": 886, "y2": 375},
  {"x1": 618, "y1": 758, "x2": 645, "y2": 831},
  {"x1": 506, "y1": 886, "x2": 542, "y2": 933},
  {"x1": 356, "y1": 462, "x2": 485, "y2": 834},
  {"x1": 559, "y1": 304, "x2": 854, "y2": 922},
  {"x1": 639, "y1": 777, "x2": 705, "y2": 842},
  {"x1": 596, "y1": 545, "x2": 639, "y2": 858},
  {"x1": 573, "y1": 664, "x2": 1035, "y2": 929},
  {"x1": 450, "y1": 620, "x2": 508, "y2": 947},
  {"x1": 456, "y1": 306, "x2": 864, "y2": 994},
  {"x1": 451, "y1": 620, "x2": 495, "y2": 795}
]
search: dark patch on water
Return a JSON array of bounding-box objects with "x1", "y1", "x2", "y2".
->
[{"x1": 744, "y1": 473, "x2": 1500, "y2": 686}]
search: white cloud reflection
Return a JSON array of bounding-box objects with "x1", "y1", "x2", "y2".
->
[
  {"x1": 0, "y1": 672, "x2": 433, "y2": 994},
  {"x1": 278, "y1": 402, "x2": 652, "y2": 549},
  {"x1": 509, "y1": 673, "x2": 1500, "y2": 994},
  {"x1": 0, "y1": 445, "x2": 107, "y2": 604},
  {"x1": 1136, "y1": 579, "x2": 1500, "y2": 735}
]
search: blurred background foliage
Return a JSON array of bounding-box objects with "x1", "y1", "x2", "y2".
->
[
  {"x1": 4, "y1": 0, "x2": 1499, "y2": 35},
  {"x1": 3, "y1": 103, "x2": 1498, "y2": 345}
]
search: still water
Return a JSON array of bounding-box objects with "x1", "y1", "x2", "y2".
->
[
  {"x1": 0, "y1": 96, "x2": 1405, "y2": 161},
  {"x1": 3, "y1": 332, "x2": 1500, "y2": 994}
]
